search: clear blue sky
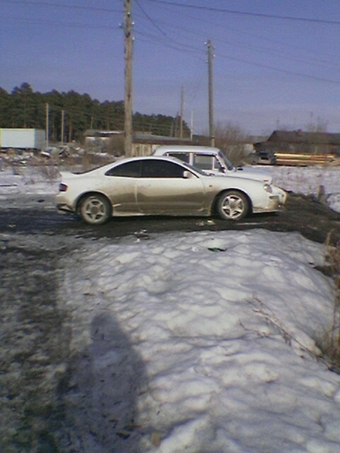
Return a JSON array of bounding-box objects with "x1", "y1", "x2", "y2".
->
[{"x1": 1, "y1": 0, "x2": 340, "y2": 136}]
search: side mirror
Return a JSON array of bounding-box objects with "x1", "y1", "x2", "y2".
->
[{"x1": 183, "y1": 170, "x2": 193, "y2": 179}]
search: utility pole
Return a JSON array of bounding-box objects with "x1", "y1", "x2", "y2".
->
[
  {"x1": 190, "y1": 109, "x2": 194, "y2": 141},
  {"x1": 207, "y1": 40, "x2": 215, "y2": 147},
  {"x1": 180, "y1": 86, "x2": 184, "y2": 138},
  {"x1": 45, "y1": 103, "x2": 49, "y2": 149},
  {"x1": 61, "y1": 110, "x2": 65, "y2": 145},
  {"x1": 124, "y1": 0, "x2": 133, "y2": 157}
]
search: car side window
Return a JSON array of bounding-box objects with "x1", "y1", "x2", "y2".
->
[
  {"x1": 105, "y1": 161, "x2": 141, "y2": 177},
  {"x1": 167, "y1": 152, "x2": 190, "y2": 164},
  {"x1": 141, "y1": 160, "x2": 185, "y2": 178},
  {"x1": 193, "y1": 154, "x2": 215, "y2": 171}
]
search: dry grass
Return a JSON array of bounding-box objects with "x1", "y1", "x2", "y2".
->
[
  {"x1": 32, "y1": 157, "x2": 60, "y2": 181},
  {"x1": 315, "y1": 232, "x2": 340, "y2": 372}
]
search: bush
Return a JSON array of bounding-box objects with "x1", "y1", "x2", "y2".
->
[{"x1": 214, "y1": 122, "x2": 251, "y2": 166}]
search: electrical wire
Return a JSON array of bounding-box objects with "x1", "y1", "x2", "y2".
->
[
  {"x1": 134, "y1": 29, "x2": 204, "y2": 56},
  {"x1": 144, "y1": 0, "x2": 340, "y2": 26},
  {"x1": 136, "y1": 2, "x2": 340, "y2": 70},
  {"x1": 217, "y1": 52, "x2": 340, "y2": 85},
  {"x1": 135, "y1": 0, "x2": 167, "y2": 36},
  {"x1": 1, "y1": 16, "x2": 121, "y2": 30},
  {"x1": 2, "y1": 0, "x2": 122, "y2": 14},
  {"x1": 133, "y1": 2, "x2": 340, "y2": 83},
  {"x1": 3, "y1": 0, "x2": 340, "y2": 93}
]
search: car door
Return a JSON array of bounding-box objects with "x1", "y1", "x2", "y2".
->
[
  {"x1": 136, "y1": 159, "x2": 205, "y2": 214},
  {"x1": 103, "y1": 160, "x2": 140, "y2": 213}
]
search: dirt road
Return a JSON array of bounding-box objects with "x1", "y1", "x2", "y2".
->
[{"x1": 1, "y1": 192, "x2": 339, "y2": 245}]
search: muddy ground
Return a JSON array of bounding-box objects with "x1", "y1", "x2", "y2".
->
[{"x1": 1, "y1": 191, "x2": 340, "y2": 244}]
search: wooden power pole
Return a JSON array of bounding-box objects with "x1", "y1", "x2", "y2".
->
[
  {"x1": 124, "y1": 0, "x2": 133, "y2": 156},
  {"x1": 61, "y1": 110, "x2": 65, "y2": 145},
  {"x1": 45, "y1": 103, "x2": 49, "y2": 149},
  {"x1": 207, "y1": 40, "x2": 215, "y2": 147},
  {"x1": 180, "y1": 86, "x2": 184, "y2": 138}
]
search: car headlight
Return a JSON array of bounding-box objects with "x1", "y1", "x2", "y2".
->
[{"x1": 263, "y1": 183, "x2": 273, "y2": 193}]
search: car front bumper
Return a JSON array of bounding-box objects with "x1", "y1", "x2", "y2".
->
[{"x1": 272, "y1": 187, "x2": 287, "y2": 205}]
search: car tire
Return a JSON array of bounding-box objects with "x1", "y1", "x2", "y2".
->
[
  {"x1": 216, "y1": 190, "x2": 249, "y2": 221},
  {"x1": 79, "y1": 194, "x2": 111, "y2": 225}
]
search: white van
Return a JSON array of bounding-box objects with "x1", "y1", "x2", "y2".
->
[
  {"x1": 152, "y1": 145, "x2": 271, "y2": 182},
  {"x1": 152, "y1": 145, "x2": 287, "y2": 204}
]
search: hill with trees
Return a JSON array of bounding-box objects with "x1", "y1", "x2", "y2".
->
[{"x1": 0, "y1": 83, "x2": 190, "y2": 143}]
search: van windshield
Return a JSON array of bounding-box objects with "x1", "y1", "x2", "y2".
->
[{"x1": 218, "y1": 151, "x2": 234, "y2": 170}]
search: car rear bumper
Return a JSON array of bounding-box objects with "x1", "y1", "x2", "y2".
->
[{"x1": 55, "y1": 193, "x2": 76, "y2": 214}]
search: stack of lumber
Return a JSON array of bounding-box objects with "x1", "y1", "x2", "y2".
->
[{"x1": 275, "y1": 153, "x2": 337, "y2": 166}]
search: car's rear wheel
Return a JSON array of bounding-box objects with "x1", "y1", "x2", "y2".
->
[
  {"x1": 79, "y1": 194, "x2": 111, "y2": 225},
  {"x1": 216, "y1": 190, "x2": 249, "y2": 221}
]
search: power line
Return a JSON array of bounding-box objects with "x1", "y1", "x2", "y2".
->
[
  {"x1": 4, "y1": 0, "x2": 340, "y2": 104},
  {"x1": 134, "y1": 30, "x2": 204, "y2": 56},
  {"x1": 135, "y1": 0, "x2": 167, "y2": 36},
  {"x1": 134, "y1": 3, "x2": 340, "y2": 84},
  {"x1": 10, "y1": 0, "x2": 340, "y2": 26},
  {"x1": 1, "y1": 16, "x2": 121, "y2": 30},
  {"x1": 217, "y1": 52, "x2": 340, "y2": 86},
  {"x1": 4, "y1": 12, "x2": 338, "y2": 74},
  {"x1": 136, "y1": 2, "x2": 340, "y2": 69},
  {"x1": 4, "y1": 13, "x2": 338, "y2": 86},
  {"x1": 218, "y1": 36, "x2": 340, "y2": 71},
  {"x1": 2, "y1": 0, "x2": 122, "y2": 14},
  {"x1": 145, "y1": 0, "x2": 340, "y2": 26}
]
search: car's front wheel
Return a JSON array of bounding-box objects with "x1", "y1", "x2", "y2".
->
[
  {"x1": 79, "y1": 194, "x2": 111, "y2": 225},
  {"x1": 216, "y1": 190, "x2": 249, "y2": 221}
]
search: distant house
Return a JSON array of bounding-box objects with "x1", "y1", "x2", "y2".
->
[
  {"x1": 83, "y1": 130, "x2": 192, "y2": 156},
  {"x1": 254, "y1": 130, "x2": 340, "y2": 156}
]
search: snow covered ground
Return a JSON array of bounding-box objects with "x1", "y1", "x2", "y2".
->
[
  {"x1": 1, "y1": 164, "x2": 340, "y2": 452},
  {"x1": 270, "y1": 165, "x2": 340, "y2": 214}
]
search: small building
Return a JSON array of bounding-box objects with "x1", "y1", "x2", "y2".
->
[
  {"x1": 254, "y1": 130, "x2": 340, "y2": 156},
  {"x1": 83, "y1": 130, "x2": 192, "y2": 156},
  {"x1": 253, "y1": 130, "x2": 340, "y2": 166}
]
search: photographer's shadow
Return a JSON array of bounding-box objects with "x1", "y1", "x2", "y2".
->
[{"x1": 63, "y1": 312, "x2": 147, "y2": 452}]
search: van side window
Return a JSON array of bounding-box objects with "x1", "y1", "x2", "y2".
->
[
  {"x1": 193, "y1": 155, "x2": 215, "y2": 171},
  {"x1": 167, "y1": 152, "x2": 190, "y2": 164}
]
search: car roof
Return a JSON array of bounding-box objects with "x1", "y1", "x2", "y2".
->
[
  {"x1": 95, "y1": 155, "x2": 195, "y2": 172},
  {"x1": 153, "y1": 145, "x2": 221, "y2": 154}
]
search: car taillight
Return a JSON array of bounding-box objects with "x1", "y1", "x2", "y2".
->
[{"x1": 59, "y1": 183, "x2": 68, "y2": 192}]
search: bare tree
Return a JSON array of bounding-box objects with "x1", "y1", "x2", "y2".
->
[
  {"x1": 105, "y1": 135, "x2": 125, "y2": 157},
  {"x1": 306, "y1": 114, "x2": 328, "y2": 133},
  {"x1": 214, "y1": 122, "x2": 249, "y2": 165}
]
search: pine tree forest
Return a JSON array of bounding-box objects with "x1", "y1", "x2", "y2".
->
[{"x1": 0, "y1": 83, "x2": 190, "y2": 143}]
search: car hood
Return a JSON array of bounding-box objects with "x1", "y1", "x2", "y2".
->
[{"x1": 232, "y1": 166, "x2": 272, "y2": 183}]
